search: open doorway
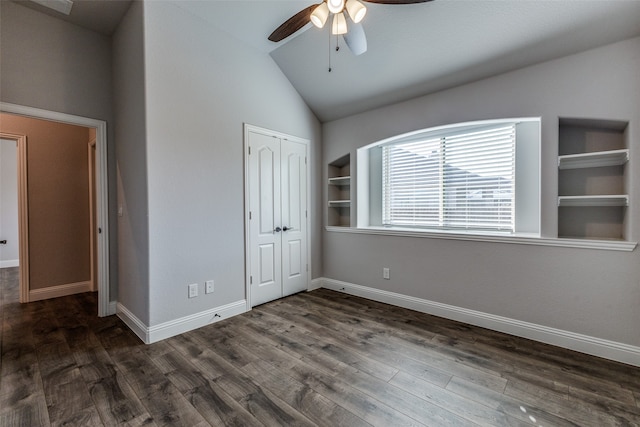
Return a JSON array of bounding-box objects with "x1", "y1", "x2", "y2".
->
[
  {"x1": 0, "y1": 103, "x2": 111, "y2": 316},
  {"x1": 0, "y1": 132, "x2": 29, "y2": 303},
  {"x1": 0, "y1": 138, "x2": 20, "y2": 269}
]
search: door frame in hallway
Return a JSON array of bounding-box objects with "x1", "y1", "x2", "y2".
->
[
  {"x1": 0, "y1": 133, "x2": 27, "y2": 301},
  {"x1": 0, "y1": 102, "x2": 111, "y2": 317}
]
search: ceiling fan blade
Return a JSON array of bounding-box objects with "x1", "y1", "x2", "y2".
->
[
  {"x1": 362, "y1": 0, "x2": 432, "y2": 4},
  {"x1": 343, "y1": 22, "x2": 367, "y2": 56},
  {"x1": 268, "y1": 4, "x2": 318, "y2": 42}
]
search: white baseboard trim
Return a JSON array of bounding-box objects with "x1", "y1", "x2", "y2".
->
[
  {"x1": 29, "y1": 281, "x2": 92, "y2": 302},
  {"x1": 107, "y1": 301, "x2": 117, "y2": 316},
  {"x1": 317, "y1": 277, "x2": 640, "y2": 367},
  {"x1": 148, "y1": 300, "x2": 247, "y2": 343},
  {"x1": 117, "y1": 300, "x2": 247, "y2": 344},
  {"x1": 0, "y1": 259, "x2": 19, "y2": 268},
  {"x1": 308, "y1": 277, "x2": 323, "y2": 291},
  {"x1": 116, "y1": 303, "x2": 148, "y2": 343}
]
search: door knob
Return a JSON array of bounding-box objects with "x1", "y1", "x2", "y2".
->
[
  {"x1": 282, "y1": 226, "x2": 291, "y2": 232},
  {"x1": 274, "y1": 227, "x2": 282, "y2": 232},
  {"x1": 0, "y1": 240, "x2": 6, "y2": 245}
]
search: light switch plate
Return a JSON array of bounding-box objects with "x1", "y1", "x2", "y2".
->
[
  {"x1": 188, "y1": 283, "x2": 198, "y2": 298},
  {"x1": 205, "y1": 280, "x2": 214, "y2": 294}
]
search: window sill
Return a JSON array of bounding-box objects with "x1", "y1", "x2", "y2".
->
[{"x1": 324, "y1": 226, "x2": 637, "y2": 252}]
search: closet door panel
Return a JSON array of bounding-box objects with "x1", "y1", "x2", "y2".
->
[
  {"x1": 248, "y1": 132, "x2": 282, "y2": 306},
  {"x1": 281, "y1": 140, "x2": 307, "y2": 297}
]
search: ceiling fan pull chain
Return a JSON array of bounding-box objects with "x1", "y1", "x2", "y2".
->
[
  {"x1": 328, "y1": 29, "x2": 333, "y2": 72},
  {"x1": 329, "y1": 33, "x2": 341, "y2": 73}
]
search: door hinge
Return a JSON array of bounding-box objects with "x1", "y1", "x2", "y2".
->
[
  {"x1": 248, "y1": 146, "x2": 251, "y2": 155},
  {"x1": 305, "y1": 157, "x2": 307, "y2": 165},
  {"x1": 305, "y1": 210, "x2": 308, "y2": 218},
  {"x1": 249, "y1": 211, "x2": 252, "y2": 220},
  {"x1": 306, "y1": 264, "x2": 309, "y2": 272},
  {"x1": 250, "y1": 276, "x2": 253, "y2": 284}
]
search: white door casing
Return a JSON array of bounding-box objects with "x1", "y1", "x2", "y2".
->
[
  {"x1": 0, "y1": 132, "x2": 29, "y2": 303},
  {"x1": 0, "y1": 138, "x2": 20, "y2": 269},
  {"x1": 245, "y1": 124, "x2": 309, "y2": 308},
  {"x1": 0, "y1": 102, "x2": 111, "y2": 316}
]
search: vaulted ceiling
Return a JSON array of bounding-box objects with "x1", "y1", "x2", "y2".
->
[
  {"x1": 17, "y1": 0, "x2": 640, "y2": 122},
  {"x1": 194, "y1": 0, "x2": 640, "y2": 121}
]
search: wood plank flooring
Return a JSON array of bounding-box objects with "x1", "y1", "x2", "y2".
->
[{"x1": 1, "y1": 266, "x2": 639, "y2": 426}]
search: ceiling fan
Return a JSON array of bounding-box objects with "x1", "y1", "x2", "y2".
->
[{"x1": 268, "y1": 0, "x2": 432, "y2": 56}]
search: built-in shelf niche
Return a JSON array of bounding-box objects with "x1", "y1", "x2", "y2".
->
[
  {"x1": 328, "y1": 154, "x2": 351, "y2": 227},
  {"x1": 557, "y1": 118, "x2": 630, "y2": 241}
]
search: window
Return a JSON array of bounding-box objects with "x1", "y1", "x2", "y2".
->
[
  {"x1": 382, "y1": 125, "x2": 516, "y2": 232},
  {"x1": 357, "y1": 118, "x2": 540, "y2": 236}
]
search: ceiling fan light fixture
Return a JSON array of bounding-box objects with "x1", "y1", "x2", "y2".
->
[
  {"x1": 331, "y1": 12, "x2": 348, "y2": 35},
  {"x1": 346, "y1": 0, "x2": 366, "y2": 24},
  {"x1": 310, "y1": 2, "x2": 330, "y2": 28},
  {"x1": 327, "y1": 0, "x2": 345, "y2": 14}
]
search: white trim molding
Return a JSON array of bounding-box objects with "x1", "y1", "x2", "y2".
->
[
  {"x1": 29, "y1": 281, "x2": 92, "y2": 302},
  {"x1": 316, "y1": 277, "x2": 640, "y2": 367},
  {"x1": 116, "y1": 303, "x2": 148, "y2": 343},
  {"x1": 117, "y1": 300, "x2": 247, "y2": 344},
  {"x1": 308, "y1": 277, "x2": 324, "y2": 291},
  {"x1": 107, "y1": 301, "x2": 117, "y2": 316},
  {"x1": 0, "y1": 260, "x2": 19, "y2": 268},
  {"x1": 325, "y1": 226, "x2": 638, "y2": 252}
]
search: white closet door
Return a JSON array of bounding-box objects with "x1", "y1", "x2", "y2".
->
[
  {"x1": 281, "y1": 140, "x2": 307, "y2": 297},
  {"x1": 248, "y1": 131, "x2": 282, "y2": 307},
  {"x1": 247, "y1": 128, "x2": 308, "y2": 307}
]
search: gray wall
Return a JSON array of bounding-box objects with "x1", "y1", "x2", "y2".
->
[
  {"x1": 322, "y1": 37, "x2": 640, "y2": 347},
  {"x1": 0, "y1": 1, "x2": 118, "y2": 299},
  {"x1": 112, "y1": 1, "x2": 150, "y2": 325},
  {"x1": 134, "y1": 2, "x2": 322, "y2": 326},
  {"x1": 0, "y1": 139, "x2": 18, "y2": 266}
]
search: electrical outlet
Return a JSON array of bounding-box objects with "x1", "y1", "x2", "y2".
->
[
  {"x1": 383, "y1": 268, "x2": 390, "y2": 280},
  {"x1": 205, "y1": 280, "x2": 214, "y2": 294},
  {"x1": 188, "y1": 283, "x2": 198, "y2": 298}
]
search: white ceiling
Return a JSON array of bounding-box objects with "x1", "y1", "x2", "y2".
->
[
  {"x1": 178, "y1": 0, "x2": 640, "y2": 121},
  {"x1": 19, "y1": 0, "x2": 640, "y2": 122}
]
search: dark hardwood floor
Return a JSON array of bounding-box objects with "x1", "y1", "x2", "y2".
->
[{"x1": 1, "y1": 266, "x2": 639, "y2": 426}]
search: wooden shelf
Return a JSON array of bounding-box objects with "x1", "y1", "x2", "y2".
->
[
  {"x1": 557, "y1": 118, "x2": 630, "y2": 241},
  {"x1": 328, "y1": 176, "x2": 351, "y2": 186},
  {"x1": 558, "y1": 149, "x2": 629, "y2": 170},
  {"x1": 328, "y1": 154, "x2": 351, "y2": 227},
  {"x1": 558, "y1": 195, "x2": 629, "y2": 207},
  {"x1": 328, "y1": 200, "x2": 351, "y2": 207}
]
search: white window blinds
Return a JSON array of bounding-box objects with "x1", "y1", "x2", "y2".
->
[{"x1": 382, "y1": 124, "x2": 516, "y2": 231}]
